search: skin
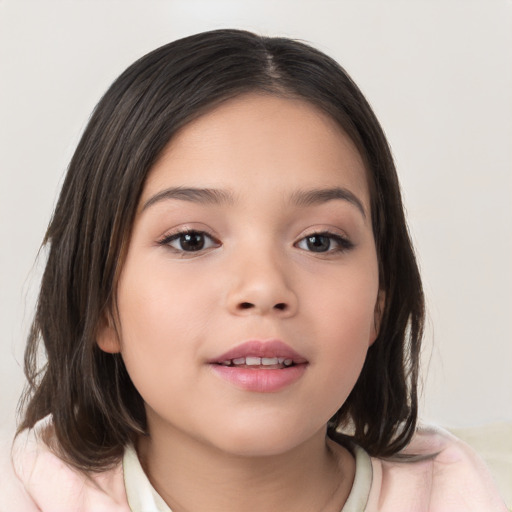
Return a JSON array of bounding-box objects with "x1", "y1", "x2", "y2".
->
[{"x1": 98, "y1": 93, "x2": 383, "y2": 512}]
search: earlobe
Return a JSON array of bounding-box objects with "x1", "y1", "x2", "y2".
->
[
  {"x1": 369, "y1": 290, "x2": 386, "y2": 346},
  {"x1": 96, "y1": 315, "x2": 122, "y2": 354}
]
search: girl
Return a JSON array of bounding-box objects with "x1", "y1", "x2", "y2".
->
[{"x1": 1, "y1": 29, "x2": 506, "y2": 511}]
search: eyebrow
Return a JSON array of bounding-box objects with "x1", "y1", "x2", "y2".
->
[
  {"x1": 289, "y1": 187, "x2": 367, "y2": 218},
  {"x1": 142, "y1": 185, "x2": 366, "y2": 218},
  {"x1": 142, "y1": 187, "x2": 235, "y2": 212}
]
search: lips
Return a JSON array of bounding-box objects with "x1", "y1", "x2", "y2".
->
[
  {"x1": 209, "y1": 340, "x2": 307, "y2": 366},
  {"x1": 208, "y1": 340, "x2": 308, "y2": 392}
]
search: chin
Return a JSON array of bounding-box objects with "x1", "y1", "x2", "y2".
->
[{"x1": 204, "y1": 419, "x2": 324, "y2": 458}]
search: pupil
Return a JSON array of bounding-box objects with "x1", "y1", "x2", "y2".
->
[
  {"x1": 181, "y1": 233, "x2": 204, "y2": 251},
  {"x1": 307, "y1": 235, "x2": 330, "y2": 252}
]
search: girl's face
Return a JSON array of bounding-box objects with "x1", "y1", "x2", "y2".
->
[{"x1": 99, "y1": 93, "x2": 382, "y2": 456}]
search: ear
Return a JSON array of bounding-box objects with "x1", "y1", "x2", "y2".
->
[
  {"x1": 369, "y1": 290, "x2": 386, "y2": 347},
  {"x1": 96, "y1": 313, "x2": 121, "y2": 354}
]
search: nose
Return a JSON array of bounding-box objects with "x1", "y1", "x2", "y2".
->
[{"x1": 226, "y1": 249, "x2": 298, "y2": 318}]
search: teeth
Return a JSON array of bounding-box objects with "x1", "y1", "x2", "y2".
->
[{"x1": 219, "y1": 357, "x2": 295, "y2": 367}]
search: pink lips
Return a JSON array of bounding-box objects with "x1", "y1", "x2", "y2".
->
[
  {"x1": 208, "y1": 340, "x2": 308, "y2": 393},
  {"x1": 210, "y1": 340, "x2": 307, "y2": 364}
]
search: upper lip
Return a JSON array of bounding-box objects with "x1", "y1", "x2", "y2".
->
[{"x1": 209, "y1": 340, "x2": 308, "y2": 364}]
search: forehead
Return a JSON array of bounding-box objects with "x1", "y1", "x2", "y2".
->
[{"x1": 142, "y1": 93, "x2": 370, "y2": 210}]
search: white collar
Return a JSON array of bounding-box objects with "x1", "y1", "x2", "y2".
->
[
  {"x1": 122, "y1": 441, "x2": 372, "y2": 512},
  {"x1": 123, "y1": 444, "x2": 172, "y2": 512}
]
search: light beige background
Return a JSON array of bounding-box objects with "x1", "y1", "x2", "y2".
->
[{"x1": 1, "y1": 1, "x2": 511, "y2": 438}]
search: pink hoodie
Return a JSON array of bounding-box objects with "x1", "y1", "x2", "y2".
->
[{"x1": 0, "y1": 420, "x2": 507, "y2": 512}]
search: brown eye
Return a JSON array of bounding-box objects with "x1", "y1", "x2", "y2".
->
[
  {"x1": 305, "y1": 235, "x2": 331, "y2": 252},
  {"x1": 296, "y1": 232, "x2": 354, "y2": 253},
  {"x1": 160, "y1": 230, "x2": 219, "y2": 252},
  {"x1": 178, "y1": 232, "x2": 206, "y2": 251}
]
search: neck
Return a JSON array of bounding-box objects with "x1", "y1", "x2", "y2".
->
[{"x1": 137, "y1": 422, "x2": 355, "y2": 512}]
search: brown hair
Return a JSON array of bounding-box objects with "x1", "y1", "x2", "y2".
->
[{"x1": 19, "y1": 29, "x2": 424, "y2": 470}]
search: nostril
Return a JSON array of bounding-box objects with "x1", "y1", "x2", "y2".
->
[{"x1": 235, "y1": 302, "x2": 289, "y2": 312}]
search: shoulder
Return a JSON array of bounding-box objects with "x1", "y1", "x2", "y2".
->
[
  {"x1": 0, "y1": 425, "x2": 37, "y2": 512},
  {"x1": 365, "y1": 424, "x2": 508, "y2": 512},
  {"x1": 0, "y1": 417, "x2": 130, "y2": 512}
]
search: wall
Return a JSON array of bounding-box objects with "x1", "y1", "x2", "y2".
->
[{"x1": 1, "y1": 0, "x2": 511, "y2": 434}]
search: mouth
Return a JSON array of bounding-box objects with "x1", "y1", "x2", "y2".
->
[
  {"x1": 208, "y1": 339, "x2": 307, "y2": 368},
  {"x1": 216, "y1": 356, "x2": 296, "y2": 369},
  {"x1": 208, "y1": 340, "x2": 308, "y2": 392}
]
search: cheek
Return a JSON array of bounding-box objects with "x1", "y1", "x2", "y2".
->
[
  {"x1": 300, "y1": 261, "x2": 379, "y2": 410},
  {"x1": 304, "y1": 259, "x2": 380, "y2": 341},
  {"x1": 117, "y1": 256, "x2": 215, "y2": 336},
  {"x1": 114, "y1": 260, "x2": 209, "y2": 392}
]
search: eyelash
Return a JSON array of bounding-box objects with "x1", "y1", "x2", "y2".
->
[
  {"x1": 157, "y1": 229, "x2": 354, "y2": 255},
  {"x1": 157, "y1": 229, "x2": 220, "y2": 253},
  {"x1": 294, "y1": 231, "x2": 354, "y2": 254}
]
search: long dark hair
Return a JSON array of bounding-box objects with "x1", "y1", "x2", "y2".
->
[{"x1": 19, "y1": 29, "x2": 424, "y2": 470}]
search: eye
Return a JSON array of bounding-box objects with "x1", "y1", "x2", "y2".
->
[
  {"x1": 296, "y1": 232, "x2": 353, "y2": 253},
  {"x1": 159, "y1": 230, "x2": 220, "y2": 252}
]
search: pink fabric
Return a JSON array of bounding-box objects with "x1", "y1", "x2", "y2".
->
[
  {"x1": 0, "y1": 424, "x2": 129, "y2": 512},
  {"x1": 0, "y1": 423, "x2": 507, "y2": 511},
  {"x1": 366, "y1": 425, "x2": 508, "y2": 511}
]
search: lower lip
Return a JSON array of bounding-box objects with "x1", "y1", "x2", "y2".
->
[{"x1": 210, "y1": 364, "x2": 307, "y2": 392}]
